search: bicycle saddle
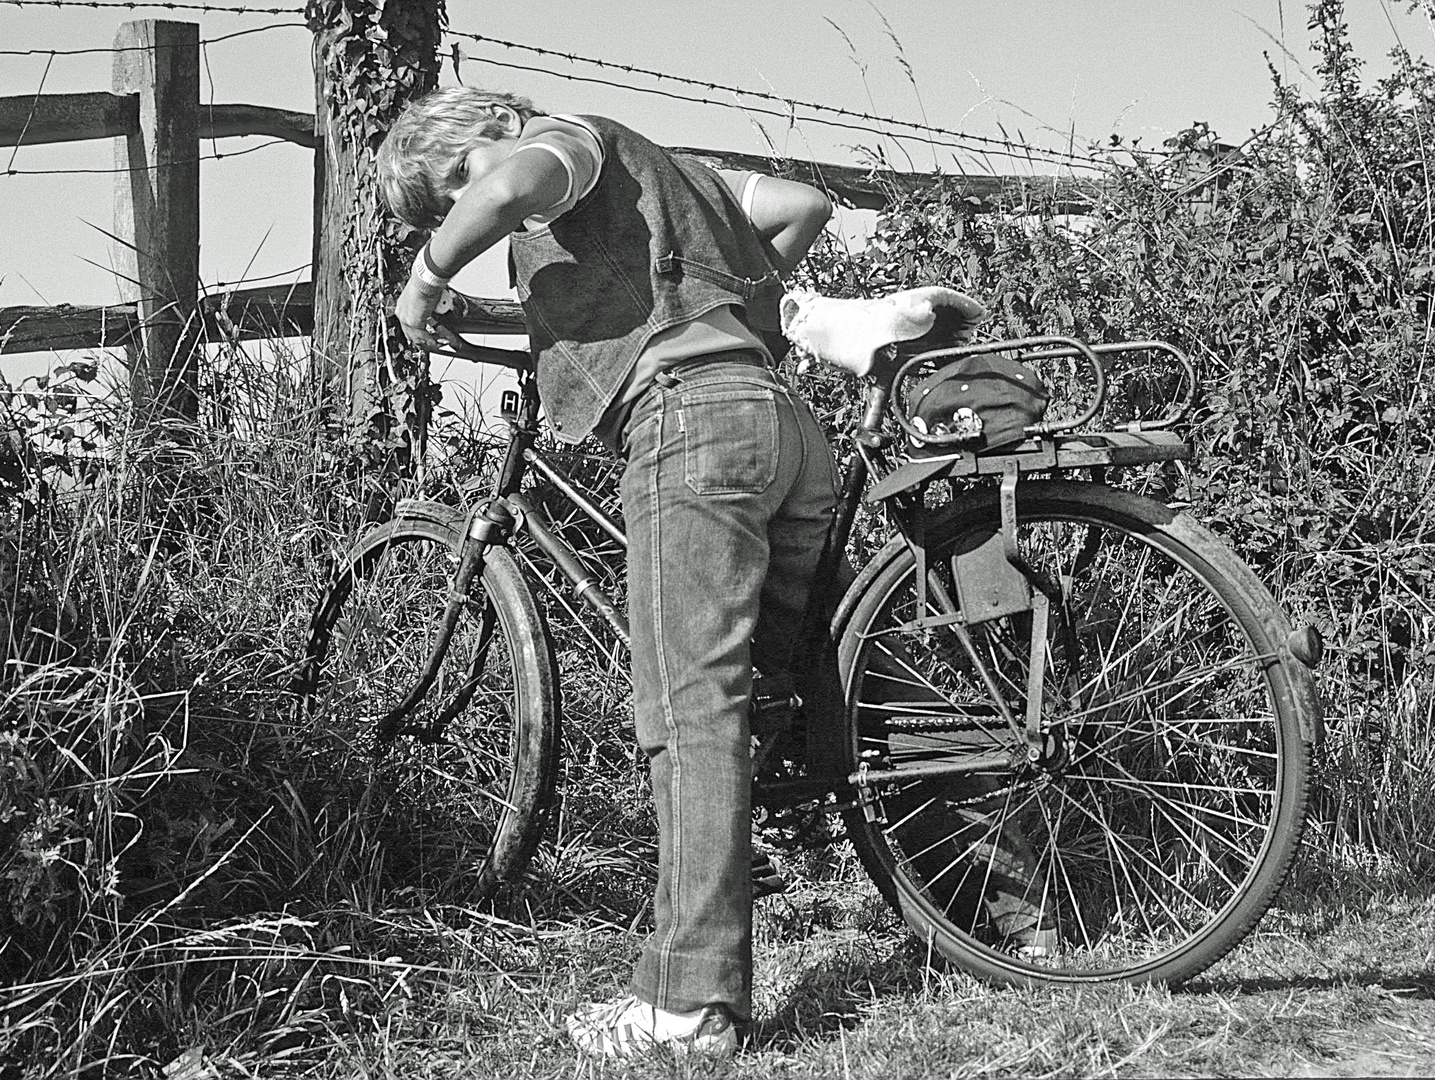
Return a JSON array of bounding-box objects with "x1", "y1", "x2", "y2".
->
[{"x1": 780, "y1": 286, "x2": 988, "y2": 376}]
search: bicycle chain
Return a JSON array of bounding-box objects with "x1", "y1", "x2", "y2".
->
[{"x1": 879, "y1": 712, "x2": 1005, "y2": 734}]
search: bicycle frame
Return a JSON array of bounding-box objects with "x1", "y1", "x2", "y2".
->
[{"x1": 374, "y1": 335, "x2": 1199, "y2": 810}]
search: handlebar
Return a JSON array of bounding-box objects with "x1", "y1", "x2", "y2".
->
[
  {"x1": 425, "y1": 332, "x2": 533, "y2": 373},
  {"x1": 421, "y1": 289, "x2": 532, "y2": 372}
]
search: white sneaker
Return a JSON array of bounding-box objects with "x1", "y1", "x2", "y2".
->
[
  {"x1": 1017, "y1": 926, "x2": 1061, "y2": 959},
  {"x1": 565, "y1": 994, "x2": 738, "y2": 1059}
]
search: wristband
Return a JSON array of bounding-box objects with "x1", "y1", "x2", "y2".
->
[{"x1": 412, "y1": 243, "x2": 451, "y2": 289}]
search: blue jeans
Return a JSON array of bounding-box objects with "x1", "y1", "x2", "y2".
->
[{"x1": 618, "y1": 351, "x2": 838, "y2": 1020}]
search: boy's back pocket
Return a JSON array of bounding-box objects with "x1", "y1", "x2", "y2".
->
[{"x1": 679, "y1": 386, "x2": 778, "y2": 495}]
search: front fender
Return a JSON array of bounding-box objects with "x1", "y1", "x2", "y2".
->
[{"x1": 392, "y1": 498, "x2": 469, "y2": 534}]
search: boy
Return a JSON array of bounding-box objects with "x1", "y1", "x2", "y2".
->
[{"x1": 378, "y1": 87, "x2": 837, "y2": 1059}]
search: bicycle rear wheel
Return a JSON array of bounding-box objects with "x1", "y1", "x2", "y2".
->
[
  {"x1": 836, "y1": 480, "x2": 1314, "y2": 985},
  {"x1": 297, "y1": 510, "x2": 559, "y2": 904}
]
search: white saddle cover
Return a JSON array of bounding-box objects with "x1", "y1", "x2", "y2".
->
[{"x1": 779, "y1": 286, "x2": 988, "y2": 376}]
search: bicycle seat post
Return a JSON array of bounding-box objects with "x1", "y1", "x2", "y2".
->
[{"x1": 860, "y1": 358, "x2": 897, "y2": 439}]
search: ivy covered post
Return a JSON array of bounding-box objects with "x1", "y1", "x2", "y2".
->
[{"x1": 306, "y1": 0, "x2": 446, "y2": 480}]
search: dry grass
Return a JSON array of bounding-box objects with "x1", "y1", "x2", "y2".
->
[
  {"x1": 3, "y1": 327, "x2": 1435, "y2": 1077},
  {"x1": 12, "y1": 859, "x2": 1417, "y2": 1079}
]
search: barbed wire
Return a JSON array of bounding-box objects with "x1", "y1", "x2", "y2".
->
[
  {"x1": 456, "y1": 51, "x2": 1096, "y2": 172},
  {"x1": 0, "y1": 22, "x2": 306, "y2": 56},
  {"x1": 2, "y1": 13, "x2": 1153, "y2": 183},
  {"x1": 2, "y1": 137, "x2": 293, "y2": 176},
  {"x1": 1, "y1": 0, "x2": 302, "y2": 13},
  {"x1": 449, "y1": 29, "x2": 1109, "y2": 170},
  {"x1": 4, "y1": 12, "x2": 1121, "y2": 172}
]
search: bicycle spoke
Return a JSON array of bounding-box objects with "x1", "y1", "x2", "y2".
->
[
  {"x1": 1086, "y1": 789, "x2": 1163, "y2": 949},
  {"x1": 300, "y1": 528, "x2": 555, "y2": 905},
  {"x1": 1143, "y1": 794, "x2": 1250, "y2": 894},
  {"x1": 1078, "y1": 771, "x2": 1273, "y2": 855},
  {"x1": 1044, "y1": 779, "x2": 1215, "y2": 922},
  {"x1": 1035, "y1": 791, "x2": 1104, "y2": 955},
  {"x1": 1060, "y1": 656, "x2": 1273, "y2": 733}
]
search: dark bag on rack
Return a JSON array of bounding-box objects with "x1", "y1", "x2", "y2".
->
[{"x1": 907, "y1": 354, "x2": 1050, "y2": 453}]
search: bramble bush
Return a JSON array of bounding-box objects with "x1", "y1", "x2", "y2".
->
[{"x1": 794, "y1": 0, "x2": 1435, "y2": 867}]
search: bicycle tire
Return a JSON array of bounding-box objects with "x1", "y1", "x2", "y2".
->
[
  {"x1": 298, "y1": 509, "x2": 560, "y2": 904},
  {"x1": 834, "y1": 480, "x2": 1313, "y2": 985}
]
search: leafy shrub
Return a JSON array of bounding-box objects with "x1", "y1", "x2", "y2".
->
[{"x1": 794, "y1": 0, "x2": 1435, "y2": 868}]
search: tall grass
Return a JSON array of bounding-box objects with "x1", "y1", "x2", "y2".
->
[
  {"x1": 2, "y1": 344, "x2": 411, "y2": 1067},
  {"x1": 0, "y1": 326, "x2": 669, "y2": 1074}
]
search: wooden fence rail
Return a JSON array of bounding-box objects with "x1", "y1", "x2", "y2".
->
[
  {"x1": 0, "y1": 92, "x2": 317, "y2": 148},
  {"x1": 0, "y1": 17, "x2": 1099, "y2": 390}
]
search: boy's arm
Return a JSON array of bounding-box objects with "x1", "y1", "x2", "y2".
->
[
  {"x1": 395, "y1": 150, "x2": 569, "y2": 351},
  {"x1": 743, "y1": 176, "x2": 832, "y2": 276}
]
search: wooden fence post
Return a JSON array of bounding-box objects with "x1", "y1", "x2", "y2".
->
[{"x1": 112, "y1": 20, "x2": 200, "y2": 425}]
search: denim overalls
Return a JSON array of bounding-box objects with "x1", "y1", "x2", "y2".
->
[{"x1": 510, "y1": 117, "x2": 837, "y2": 1020}]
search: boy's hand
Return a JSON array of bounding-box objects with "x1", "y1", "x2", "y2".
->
[{"x1": 396, "y1": 276, "x2": 446, "y2": 351}]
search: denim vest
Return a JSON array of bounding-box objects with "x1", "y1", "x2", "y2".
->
[{"x1": 509, "y1": 115, "x2": 784, "y2": 444}]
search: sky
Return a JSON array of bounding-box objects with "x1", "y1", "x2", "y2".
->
[{"x1": 1, "y1": 0, "x2": 1431, "y2": 374}]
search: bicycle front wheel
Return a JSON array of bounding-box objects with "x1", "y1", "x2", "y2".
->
[
  {"x1": 838, "y1": 480, "x2": 1313, "y2": 985},
  {"x1": 297, "y1": 510, "x2": 559, "y2": 904}
]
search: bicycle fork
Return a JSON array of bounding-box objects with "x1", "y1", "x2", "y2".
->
[
  {"x1": 376, "y1": 492, "x2": 633, "y2": 746},
  {"x1": 374, "y1": 499, "x2": 517, "y2": 744}
]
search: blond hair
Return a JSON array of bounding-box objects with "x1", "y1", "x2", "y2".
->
[{"x1": 377, "y1": 87, "x2": 546, "y2": 229}]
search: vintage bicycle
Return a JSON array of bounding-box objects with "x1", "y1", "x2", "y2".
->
[{"x1": 290, "y1": 286, "x2": 1322, "y2": 988}]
